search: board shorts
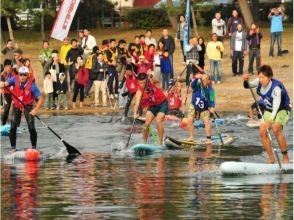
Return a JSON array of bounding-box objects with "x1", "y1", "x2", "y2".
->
[
  {"x1": 263, "y1": 110, "x2": 290, "y2": 127},
  {"x1": 167, "y1": 109, "x2": 184, "y2": 118},
  {"x1": 148, "y1": 100, "x2": 168, "y2": 117},
  {"x1": 187, "y1": 104, "x2": 210, "y2": 120}
]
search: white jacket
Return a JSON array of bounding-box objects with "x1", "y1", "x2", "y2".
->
[
  {"x1": 82, "y1": 35, "x2": 97, "y2": 55},
  {"x1": 43, "y1": 77, "x2": 54, "y2": 94}
]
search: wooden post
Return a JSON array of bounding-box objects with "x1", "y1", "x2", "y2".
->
[
  {"x1": 6, "y1": 16, "x2": 15, "y2": 43},
  {"x1": 190, "y1": 5, "x2": 198, "y2": 37},
  {"x1": 238, "y1": 0, "x2": 254, "y2": 29}
]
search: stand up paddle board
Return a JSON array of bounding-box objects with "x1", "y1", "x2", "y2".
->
[
  {"x1": 1, "y1": 124, "x2": 23, "y2": 136},
  {"x1": 220, "y1": 161, "x2": 293, "y2": 175},
  {"x1": 246, "y1": 119, "x2": 261, "y2": 128},
  {"x1": 3, "y1": 149, "x2": 43, "y2": 162},
  {"x1": 164, "y1": 134, "x2": 234, "y2": 150},
  {"x1": 129, "y1": 143, "x2": 166, "y2": 155}
]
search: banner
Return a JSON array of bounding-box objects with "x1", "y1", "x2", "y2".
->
[
  {"x1": 183, "y1": 0, "x2": 190, "y2": 56},
  {"x1": 50, "y1": 0, "x2": 80, "y2": 41}
]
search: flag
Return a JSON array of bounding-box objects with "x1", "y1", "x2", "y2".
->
[
  {"x1": 183, "y1": 0, "x2": 190, "y2": 56},
  {"x1": 50, "y1": 0, "x2": 81, "y2": 41}
]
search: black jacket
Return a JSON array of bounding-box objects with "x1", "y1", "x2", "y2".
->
[
  {"x1": 56, "y1": 80, "x2": 68, "y2": 94},
  {"x1": 65, "y1": 47, "x2": 84, "y2": 63},
  {"x1": 90, "y1": 60, "x2": 108, "y2": 81},
  {"x1": 158, "y1": 36, "x2": 175, "y2": 55}
]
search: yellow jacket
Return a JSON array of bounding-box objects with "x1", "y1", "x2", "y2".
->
[
  {"x1": 206, "y1": 41, "x2": 224, "y2": 61},
  {"x1": 60, "y1": 44, "x2": 72, "y2": 65}
]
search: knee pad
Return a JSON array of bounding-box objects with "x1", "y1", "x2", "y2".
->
[{"x1": 142, "y1": 125, "x2": 150, "y2": 132}]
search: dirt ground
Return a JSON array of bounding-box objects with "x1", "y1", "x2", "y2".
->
[{"x1": 1, "y1": 26, "x2": 293, "y2": 115}]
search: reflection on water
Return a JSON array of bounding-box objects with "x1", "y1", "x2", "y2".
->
[
  {"x1": 1, "y1": 114, "x2": 293, "y2": 219},
  {"x1": 1, "y1": 153, "x2": 293, "y2": 219}
]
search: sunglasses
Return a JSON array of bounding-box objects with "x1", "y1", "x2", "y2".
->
[{"x1": 19, "y1": 73, "x2": 28, "y2": 76}]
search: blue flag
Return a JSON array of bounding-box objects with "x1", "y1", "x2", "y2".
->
[{"x1": 183, "y1": 0, "x2": 190, "y2": 56}]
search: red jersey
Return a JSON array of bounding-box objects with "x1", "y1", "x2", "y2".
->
[
  {"x1": 167, "y1": 91, "x2": 182, "y2": 110},
  {"x1": 12, "y1": 76, "x2": 34, "y2": 108},
  {"x1": 139, "y1": 81, "x2": 166, "y2": 108},
  {"x1": 125, "y1": 73, "x2": 138, "y2": 94}
]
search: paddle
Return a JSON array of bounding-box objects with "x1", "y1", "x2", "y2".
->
[
  {"x1": 124, "y1": 76, "x2": 149, "y2": 149},
  {"x1": 4, "y1": 87, "x2": 81, "y2": 156},
  {"x1": 247, "y1": 82, "x2": 284, "y2": 172},
  {"x1": 211, "y1": 112, "x2": 224, "y2": 147}
]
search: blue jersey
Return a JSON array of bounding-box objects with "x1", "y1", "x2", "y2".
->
[
  {"x1": 191, "y1": 79, "x2": 215, "y2": 111},
  {"x1": 256, "y1": 79, "x2": 290, "y2": 111}
]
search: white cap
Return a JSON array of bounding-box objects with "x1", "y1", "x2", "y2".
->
[{"x1": 18, "y1": 66, "x2": 29, "y2": 74}]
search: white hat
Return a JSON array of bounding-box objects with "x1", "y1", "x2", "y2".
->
[{"x1": 19, "y1": 66, "x2": 29, "y2": 74}]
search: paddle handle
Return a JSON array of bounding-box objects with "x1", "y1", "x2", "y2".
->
[{"x1": 211, "y1": 113, "x2": 224, "y2": 146}]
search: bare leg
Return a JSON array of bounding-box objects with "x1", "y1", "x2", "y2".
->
[
  {"x1": 272, "y1": 123, "x2": 289, "y2": 163},
  {"x1": 143, "y1": 111, "x2": 154, "y2": 143},
  {"x1": 203, "y1": 116, "x2": 211, "y2": 142},
  {"x1": 259, "y1": 123, "x2": 275, "y2": 163},
  {"x1": 187, "y1": 116, "x2": 194, "y2": 141},
  {"x1": 156, "y1": 112, "x2": 165, "y2": 145}
]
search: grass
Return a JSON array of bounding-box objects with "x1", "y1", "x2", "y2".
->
[{"x1": 1, "y1": 25, "x2": 293, "y2": 113}]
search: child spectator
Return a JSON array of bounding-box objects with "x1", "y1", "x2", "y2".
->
[
  {"x1": 160, "y1": 50, "x2": 172, "y2": 90},
  {"x1": 56, "y1": 73, "x2": 68, "y2": 110},
  {"x1": 43, "y1": 71, "x2": 54, "y2": 110},
  {"x1": 72, "y1": 56, "x2": 89, "y2": 109}
]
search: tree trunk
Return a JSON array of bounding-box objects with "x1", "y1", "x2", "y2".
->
[
  {"x1": 238, "y1": 0, "x2": 254, "y2": 29},
  {"x1": 190, "y1": 6, "x2": 198, "y2": 37},
  {"x1": 6, "y1": 16, "x2": 15, "y2": 43},
  {"x1": 41, "y1": 11, "x2": 45, "y2": 40},
  {"x1": 166, "y1": 0, "x2": 178, "y2": 30},
  {"x1": 251, "y1": 0, "x2": 259, "y2": 22}
]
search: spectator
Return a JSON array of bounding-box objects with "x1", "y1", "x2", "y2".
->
[
  {"x1": 72, "y1": 56, "x2": 88, "y2": 109},
  {"x1": 56, "y1": 73, "x2": 68, "y2": 110},
  {"x1": 247, "y1": 23, "x2": 262, "y2": 74},
  {"x1": 38, "y1": 40, "x2": 53, "y2": 76},
  {"x1": 212, "y1": 12, "x2": 226, "y2": 42},
  {"x1": 198, "y1": 37, "x2": 206, "y2": 69},
  {"x1": 66, "y1": 39, "x2": 84, "y2": 89},
  {"x1": 43, "y1": 71, "x2": 54, "y2": 110},
  {"x1": 12, "y1": 48, "x2": 24, "y2": 71},
  {"x1": 1, "y1": 39, "x2": 17, "y2": 62},
  {"x1": 139, "y1": 35, "x2": 147, "y2": 52},
  {"x1": 159, "y1": 29, "x2": 175, "y2": 77},
  {"x1": 231, "y1": 24, "x2": 247, "y2": 76},
  {"x1": 137, "y1": 55, "x2": 151, "y2": 75},
  {"x1": 91, "y1": 52, "x2": 108, "y2": 107},
  {"x1": 176, "y1": 15, "x2": 186, "y2": 63},
  {"x1": 206, "y1": 33, "x2": 224, "y2": 84},
  {"x1": 153, "y1": 46, "x2": 162, "y2": 85},
  {"x1": 268, "y1": 7, "x2": 285, "y2": 57},
  {"x1": 116, "y1": 39, "x2": 128, "y2": 80},
  {"x1": 145, "y1": 29, "x2": 157, "y2": 47},
  {"x1": 84, "y1": 46, "x2": 99, "y2": 98},
  {"x1": 22, "y1": 58, "x2": 35, "y2": 79},
  {"x1": 134, "y1": 36, "x2": 143, "y2": 55},
  {"x1": 81, "y1": 29, "x2": 97, "y2": 58},
  {"x1": 1, "y1": 59, "x2": 14, "y2": 125},
  {"x1": 144, "y1": 44, "x2": 156, "y2": 70},
  {"x1": 77, "y1": 30, "x2": 84, "y2": 47},
  {"x1": 59, "y1": 37, "x2": 72, "y2": 90},
  {"x1": 104, "y1": 39, "x2": 119, "y2": 99},
  {"x1": 160, "y1": 50, "x2": 172, "y2": 90},
  {"x1": 227, "y1": 10, "x2": 244, "y2": 37},
  {"x1": 185, "y1": 37, "x2": 202, "y2": 86}
]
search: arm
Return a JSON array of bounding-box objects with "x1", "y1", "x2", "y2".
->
[
  {"x1": 243, "y1": 75, "x2": 259, "y2": 88},
  {"x1": 208, "y1": 89, "x2": 216, "y2": 109},
  {"x1": 170, "y1": 37, "x2": 176, "y2": 54},
  {"x1": 30, "y1": 84, "x2": 43, "y2": 115},
  {"x1": 133, "y1": 89, "x2": 143, "y2": 118}
]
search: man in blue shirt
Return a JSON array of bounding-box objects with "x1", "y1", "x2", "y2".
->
[{"x1": 268, "y1": 7, "x2": 285, "y2": 57}]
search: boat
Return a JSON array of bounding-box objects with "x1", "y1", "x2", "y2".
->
[{"x1": 220, "y1": 161, "x2": 293, "y2": 175}]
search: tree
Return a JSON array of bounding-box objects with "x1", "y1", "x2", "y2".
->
[
  {"x1": 238, "y1": 0, "x2": 254, "y2": 29},
  {"x1": 1, "y1": 0, "x2": 18, "y2": 43},
  {"x1": 166, "y1": 0, "x2": 178, "y2": 30}
]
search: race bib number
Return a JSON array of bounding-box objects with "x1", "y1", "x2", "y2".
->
[{"x1": 195, "y1": 97, "x2": 204, "y2": 109}]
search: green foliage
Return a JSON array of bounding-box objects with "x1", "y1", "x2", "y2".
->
[
  {"x1": 32, "y1": 9, "x2": 56, "y2": 31},
  {"x1": 127, "y1": 8, "x2": 170, "y2": 29}
]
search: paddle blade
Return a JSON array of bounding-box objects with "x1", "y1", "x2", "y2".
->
[
  {"x1": 63, "y1": 140, "x2": 81, "y2": 155},
  {"x1": 179, "y1": 118, "x2": 188, "y2": 129}
]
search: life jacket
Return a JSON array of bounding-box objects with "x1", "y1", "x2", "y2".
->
[
  {"x1": 256, "y1": 79, "x2": 291, "y2": 112},
  {"x1": 12, "y1": 76, "x2": 34, "y2": 108},
  {"x1": 1, "y1": 71, "x2": 15, "y2": 94},
  {"x1": 167, "y1": 91, "x2": 182, "y2": 110},
  {"x1": 191, "y1": 79, "x2": 214, "y2": 111},
  {"x1": 85, "y1": 54, "x2": 95, "y2": 69},
  {"x1": 139, "y1": 81, "x2": 166, "y2": 108},
  {"x1": 125, "y1": 73, "x2": 138, "y2": 94}
]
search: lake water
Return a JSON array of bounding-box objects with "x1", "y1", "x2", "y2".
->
[{"x1": 1, "y1": 114, "x2": 293, "y2": 219}]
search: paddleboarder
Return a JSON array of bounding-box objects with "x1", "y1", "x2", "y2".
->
[
  {"x1": 243, "y1": 65, "x2": 291, "y2": 163},
  {"x1": 133, "y1": 72, "x2": 168, "y2": 145},
  {"x1": 0, "y1": 66, "x2": 43, "y2": 153},
  {"x1": 186, "y1": 73, "x2": 215, "y2": 143}
]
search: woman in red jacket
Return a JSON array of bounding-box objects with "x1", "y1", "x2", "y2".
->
[{"x1": 72, "y1": 56, "x2": 88, "y2": 109}]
